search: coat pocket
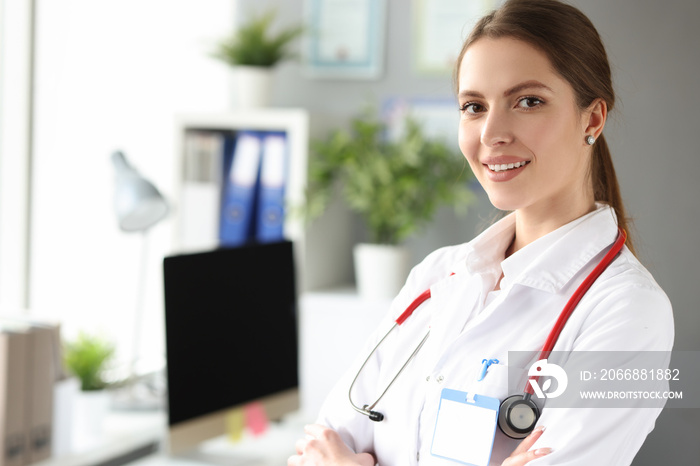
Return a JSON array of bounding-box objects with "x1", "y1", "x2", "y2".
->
[{"x1": 457, "y1": 363, "x2": 528, "y2": 402}]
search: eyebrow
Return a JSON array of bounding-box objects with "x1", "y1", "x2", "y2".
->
[{"x1": 458, "y1": 80, "x2": 554, "y2": 100}]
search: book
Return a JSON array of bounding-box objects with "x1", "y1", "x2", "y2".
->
[
  {"x1": 256, "y1": 132, "x2": 288, "y2": 243},
  {"x1": 0, "y1": 316, "x2": 64, "y2": 464},
  {"x1": 25, "y1": 324, "x2": 56, "y2": 463},
  {"x1": 180, "y1": 130, "x2": 228, "y2": 252},
  {"x1": 0, "y1": 327, "x2": 29, "y2": 466},
  {"x1": 219, "y1": 131, "x2": 263, "y2": 247}
]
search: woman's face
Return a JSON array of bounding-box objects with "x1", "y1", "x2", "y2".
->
[{"x1": 457, "y1": 37, "x2": 595, "y2": 216}]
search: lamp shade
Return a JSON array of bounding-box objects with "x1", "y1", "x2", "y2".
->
[{"x1": 111, "y1": 151, "x2": 169, "y2": 232}]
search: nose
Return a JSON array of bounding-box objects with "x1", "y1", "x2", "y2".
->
[{"x1": 480, "y1": 108, "x2": 514, "y2": 147}]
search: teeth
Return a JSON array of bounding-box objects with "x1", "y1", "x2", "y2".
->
[{"x1": 487, "y1": 161, "x2": 528, "y2": 172}]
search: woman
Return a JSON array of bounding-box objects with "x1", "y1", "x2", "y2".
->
[{"x1": 290, "y1": 0, "x2": 674, "y2": 464}]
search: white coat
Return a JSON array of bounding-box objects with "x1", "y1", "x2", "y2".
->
[{"x1": 317, "y1": 204, "x2": 674, "y2": 465}]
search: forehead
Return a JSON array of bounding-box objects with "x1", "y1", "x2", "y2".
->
[{"x1": 458, "y1": 37, "x2": 565, "y2": 94}]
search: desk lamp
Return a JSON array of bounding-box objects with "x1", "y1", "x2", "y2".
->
[
  {"x1": 111, "y1": 151, "x2": 169, "y2": 410},
  {"x1": 112, "y1": 151, "x2": 169, "y2": 231}
]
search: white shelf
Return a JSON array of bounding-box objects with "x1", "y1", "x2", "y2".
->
[{"x1": 171, "y1": 108, "x2": 313, "y2": 290}]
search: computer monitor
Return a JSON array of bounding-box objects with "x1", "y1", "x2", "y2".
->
[{"x1": 162, "y1": 241, "x2": 299, "y2": 454}]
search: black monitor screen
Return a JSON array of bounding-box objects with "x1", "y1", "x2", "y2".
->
[{"x1": 163, "y1": 241, "x2": 298, "y2": 426}]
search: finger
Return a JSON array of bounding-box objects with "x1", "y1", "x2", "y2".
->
[
  {"x1": 304, "y1": 423, "x2": 332, "y2": 440},
  {"x1": 506, "y1": 447, "x2": 553, "y2": 466},
  {"x1": 356, "y1": 452, "x2": 378, "y2": 466},
  {"x1": 287, "y1": 454, "x2": 301, "y2": 466},
  {"x1": 515, "y1": 448, "x2": 552, "y2": 466},
  {"x1": 295, "y1": 438, "x2": 308, "y2": 455},
  {"x1": 510, "y1": 426, "x2": 546, "y2": 456}
]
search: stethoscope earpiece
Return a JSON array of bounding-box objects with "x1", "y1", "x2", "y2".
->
[
  {"x1": 498, "y1": 394, "x2": 540, "y2": 439},
  {"x1": 360, "y1": 405, "x2": 385, "y2": 422}
]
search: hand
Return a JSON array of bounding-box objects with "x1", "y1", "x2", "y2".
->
[
  {"x1": 501, "y1": 426, "x2": 552, "y2": 466},
  {"x1": 288, "y1": 424, "x2": 376, "y2": 466}
]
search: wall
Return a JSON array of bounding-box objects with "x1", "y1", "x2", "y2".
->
[{"x1": 574, "y1": 0, "x2": 700, "y2": 462}]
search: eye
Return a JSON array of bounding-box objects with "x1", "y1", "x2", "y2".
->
[
  {"x1": 460, "y1": 102, "x2": 486, "y2": 115},
  {"x1": 516, "y1": 97, "x2": 544, "y2": 109}
]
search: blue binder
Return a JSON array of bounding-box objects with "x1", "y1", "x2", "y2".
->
[
  {"x1": 219, "y1": 131, "x2": 263, "y2": 246},
  {"x1": 256, "y1": 131, "x2": 288, "y2": 243}
]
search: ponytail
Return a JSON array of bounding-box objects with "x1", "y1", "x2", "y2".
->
[{"x1": 591, "y1": 134, "x2": 635, "y2": 255}]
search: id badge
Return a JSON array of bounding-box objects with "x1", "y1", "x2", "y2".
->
[{"x1": 430, "y1": 389, "x2": 500, "y2": 466}]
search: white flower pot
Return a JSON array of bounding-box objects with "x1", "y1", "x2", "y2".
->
[
  {"x1": 72, "y1": 390, "x2": 111, "y2": 451},
  {"x1": 52, "y1": 377, "x2": 80, "y2": 456},
  {"x1": 354, "y1": 243, "x2": 411, "y2": 301},
  {"x1": 231, "y1": 65, "x2": 273, "y2": 109}
]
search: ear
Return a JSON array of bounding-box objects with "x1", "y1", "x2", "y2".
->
[{"x1": 583, "y1": 98, "x2": 607, "y2": 140}]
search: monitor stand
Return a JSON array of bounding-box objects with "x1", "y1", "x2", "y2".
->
[{"x1": 167, "y1": 415, "x2": 305, "y2": 466}]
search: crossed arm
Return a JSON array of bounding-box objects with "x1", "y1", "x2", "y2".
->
[{"x1": 288, "y1": 423, "x2": 551, "y2": 466}]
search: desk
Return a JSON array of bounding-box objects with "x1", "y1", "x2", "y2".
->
[
  {"x1": 133, "y1": 413, "x2": 307, "y2": 466},
  {"x1": 36, "y1": 409, "x2": 307, "y2": 466},
  {"x1": 35, "y1": 411, "x2": 165, "y2": 466},
  {"x1": 37, "y1": 289, "x2": 390, "y2": 466}
]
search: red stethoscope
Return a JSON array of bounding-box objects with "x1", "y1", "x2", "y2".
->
[{"x1": 349, "y1": 227, "x2": 627, "y2": 439}]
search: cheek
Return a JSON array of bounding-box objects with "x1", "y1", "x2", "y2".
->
[
  {"x1": 533, "y1": 120, "x2": 566, "y2": 145},
  {"x1": 529, "y1": 107, "x2": 582, "y2": 151},
  {"x1": 520, "y1": 116, "x2": 578, "y2": 166},
  {"x1": 458, "y1": 121, "x2": 480, "y2": 165}
]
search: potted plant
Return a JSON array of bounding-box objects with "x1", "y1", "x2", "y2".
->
[
  {"x1": 63, "y1": 332, "x2": 115, "y2": 446},
  {"x1": 212, "y1": 9, "x2": 304, "y2": 108},
  {"x1": 304, "y1": 110, "x2": 475, "y2": 299}
]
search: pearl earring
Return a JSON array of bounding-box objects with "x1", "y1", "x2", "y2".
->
[{"x1": 586, "y1": 135, "x2": 596, "y2": 145}]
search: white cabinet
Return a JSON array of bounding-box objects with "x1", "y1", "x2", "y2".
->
[{"x1": 298, "y1": 289, "x2": 390, "y2": 418}]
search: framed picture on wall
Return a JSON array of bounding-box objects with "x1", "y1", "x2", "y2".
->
[
  {"x1": 303, "y1": 0, "x2": 386, "y2": 79},
  {"x1": 412, "y1": 0, "x2": 496, "y2": 75}
]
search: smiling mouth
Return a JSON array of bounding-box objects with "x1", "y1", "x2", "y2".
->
[{"x1": 487, "y1": 161, "x2": 530, "y2": 172}]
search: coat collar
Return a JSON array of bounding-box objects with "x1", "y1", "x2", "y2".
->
[{"x1": 457, "y1": 204, "x2": 620, "y2": 294}]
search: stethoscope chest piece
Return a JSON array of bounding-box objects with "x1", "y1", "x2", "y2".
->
[{"x1": 498, "y1": 394, "x2": 540, "y2": 439}]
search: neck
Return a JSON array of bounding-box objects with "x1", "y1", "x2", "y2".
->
[{"x1": 507, "y1": 195, "x2": 596, "y2": 257}]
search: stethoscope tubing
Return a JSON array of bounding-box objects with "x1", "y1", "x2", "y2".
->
[
  {"x1": 348, "y1": 324, "x2": 430, "y2": 417},
  {"x1": 348, "y1": 227, "x2": 626, "y2": 420},
  {"x1": 395, "y1": 288, "x2": 432, "y2": 325},
  {"x1": 526, "y1": 227, "x2": 626, "y2": 393}
]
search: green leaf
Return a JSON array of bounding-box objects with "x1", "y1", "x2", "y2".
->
[
  {"x1": 63, "y1": 332, "x2": 115, "y2": 391},
  {"x1": 211, "y1": 9, "x2": 304, "y2": 67}
]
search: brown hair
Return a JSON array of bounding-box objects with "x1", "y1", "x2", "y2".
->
[{"x1": 455, "y1": 0, "x2": 635, "y2": 254}]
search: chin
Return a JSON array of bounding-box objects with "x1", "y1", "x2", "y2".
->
[{"x1": 486, "y1": 193, "x2": 523, "y2": 212}]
